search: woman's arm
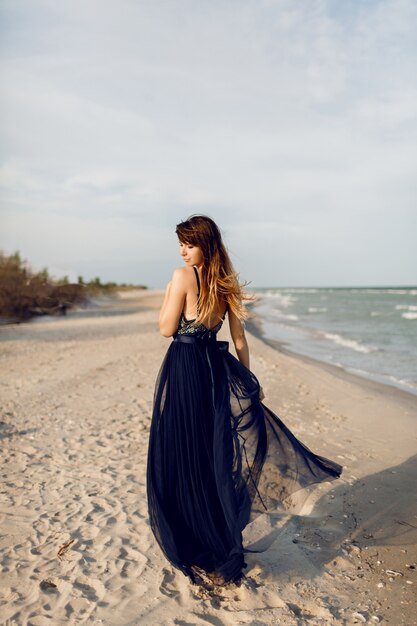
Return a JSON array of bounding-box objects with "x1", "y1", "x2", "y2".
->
[
  {"x1": 228, "y1": 308, "x2": 266, "y2": 399},
  {"x1": 159, "y1": 268, "x2": 187, "y2": 337},
  {"x1": 228, "y1": 308, "x2": 250, "y2": 369},
  {"x1": 159, "y1": 281, "x2": 172, "y2": 323}
]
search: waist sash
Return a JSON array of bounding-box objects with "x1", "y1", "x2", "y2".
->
[{"x1": 173, "y1": 334, "x2": 229, "y2": 352}]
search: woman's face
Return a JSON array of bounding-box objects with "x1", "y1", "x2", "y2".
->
[{"x1": 179, "y1": 240, "x2": 204, "y2": 267}]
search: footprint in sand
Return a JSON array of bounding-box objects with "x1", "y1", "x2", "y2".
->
[
  {"x1": 222, "y1": 583, "x2": 285, "y2": 612},
  {"x1": 286, "y1": 598, "x2": 337, "y2": 623},
  {"x1": 117, "y1": 545, "x2": 147, "y2": 578},
  {"x1": 159, "y1": 568, "x2": 190, "y2": 606},
  {"x1": 73, "y1": 577, "x2": 104, "y2": 602},
  {"x1": 159, "y1": 568, "x2": 182, "y2": 600}
]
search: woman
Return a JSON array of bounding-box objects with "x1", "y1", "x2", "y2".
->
[{"x1": 146, "y1": 214, "x2": 342, "y2": 590}]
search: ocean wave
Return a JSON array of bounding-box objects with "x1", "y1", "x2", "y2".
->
[
  {"x1": 395, "y1": 305, "x2": 417, "y2": 311},
  {"x1": 259, "y1": 289, "x2": 314, "y2": 297},
  {"x1": 267, "y1": 309, "x2": 299, "y2": 321},
  {"x1": 308, "y1": 307, "x2": 328, "y2": 313},
  {"x1": 260, "y1": 293, "x2": 298, "y2": 308},
  {"x1": 386, "y1": 375, "x2": 417, "y2": 391},
  {"x1": 338, "y1": 367, "x2": 417, "y2": 396},
  {"x1": 318, "y1": 331, "x2": 377, "y2": 354},
  {"x1": 350, "y1": 289, "x2": 417, "y2": 295},
  {"x1": 402, "y1": 312, "x2": 417, "y2": 320},
  {"x1": 273, "y1": 288, "x2": 318, "y2": 294}
]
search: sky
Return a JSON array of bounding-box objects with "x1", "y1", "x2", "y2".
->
[{"x1": 1, "y1": 0, "x2": 416, "y2": 288}]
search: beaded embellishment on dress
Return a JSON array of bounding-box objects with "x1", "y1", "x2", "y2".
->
[{"x1": 175, "y1": 312, "x2": 226, "y2": 336}]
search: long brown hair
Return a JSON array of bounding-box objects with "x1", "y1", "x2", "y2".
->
[{"x1": 175, "y1": 214, "x2": 256, "y2": 324}]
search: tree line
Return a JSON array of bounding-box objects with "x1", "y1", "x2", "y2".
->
[{"x1": 0, "y1": 251, "x2": 147, "y2": 323}]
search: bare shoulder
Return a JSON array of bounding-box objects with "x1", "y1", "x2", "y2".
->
[{"x1": 171, "y1": 266, "x2": 192, "y2": 290}]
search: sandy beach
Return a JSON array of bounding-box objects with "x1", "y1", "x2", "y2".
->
[{"x1": 1, "y1": 288, "x2": 416, "y2": 626}]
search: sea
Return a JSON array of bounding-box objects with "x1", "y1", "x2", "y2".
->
[
  {"x1": 248, "y1": 286, "x2": 417, "y2": 397},
  {"x1": 3, "y1": 286, "x2": 416, "y2": 398}
]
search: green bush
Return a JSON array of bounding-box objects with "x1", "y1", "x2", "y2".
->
[{"x1": 0, "y1": 251, "x2": 147, "y2": 323}]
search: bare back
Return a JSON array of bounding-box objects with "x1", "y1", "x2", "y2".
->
[{"x1": 182, "y1": 265, "x2": 228, "y2": 330}]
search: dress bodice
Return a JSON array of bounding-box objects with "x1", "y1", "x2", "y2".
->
[
  {"x1": 174, "y1": 265, "x2": 228, "y2": 338},
  {"x1": 175, "y1": 311, "x2": 227, "y2": 337}
]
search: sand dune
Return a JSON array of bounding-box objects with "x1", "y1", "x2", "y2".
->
[{"x1": 0, "y1": 289, "x2": 416, "y2": 625}]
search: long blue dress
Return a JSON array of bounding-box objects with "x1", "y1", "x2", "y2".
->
[{"x1": 146, "y1": 265, "x2": 342, "y2": 586}]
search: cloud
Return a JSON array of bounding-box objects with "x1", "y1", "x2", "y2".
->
[{"x1": 0, "y1": 0, "x2": 416, "y2": 286}]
